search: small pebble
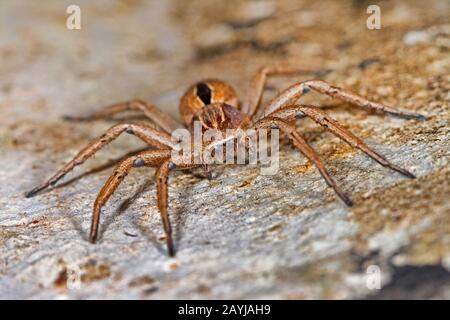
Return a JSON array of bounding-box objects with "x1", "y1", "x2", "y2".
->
[
  {"x1": 239, "y1": 1, "x2": 275, "y2": 21},
  {"x1": 403, "y1": 31, "x2": 430, "y2": 45},
  {"x1": 415, "y1": 90, "x2": 428, "y2": 99},
  {"x1": 195, "y1": 24, "x2": 235, "y2": 48},
  {"x1": 376, "y1": 86, "x2": 393, "y2": 97},
  {"x1": 294, "y1": 11, "x2": 317, "y2": 27}
]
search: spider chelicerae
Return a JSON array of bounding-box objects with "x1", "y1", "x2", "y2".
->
[{"x1": 26, "y1": 65, "x2": 425, "y2": 256}]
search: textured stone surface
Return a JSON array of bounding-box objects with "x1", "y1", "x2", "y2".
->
[{"x1": 0, "y1": 0, "x2": 449, "y2": 299}]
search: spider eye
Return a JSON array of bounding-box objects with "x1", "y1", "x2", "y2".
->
[{"x1": 196, "y1": 82, "x2": 212, "y2": 105}]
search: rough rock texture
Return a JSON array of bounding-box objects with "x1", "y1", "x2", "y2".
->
[{"x1": 0, "y1": 0, "x2": 449, "y2": 299}]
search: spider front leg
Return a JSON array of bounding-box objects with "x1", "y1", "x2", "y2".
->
[
  {"x1": 89, "y1": 150, "x2": 177, "y2": 256},
  {"x1": 63, "y1": 99, "x2": 183, "y2": 133},
  {"x1": 262, "y1": 80, "x2": 426, "y2": 120},
  {"x1": 242, "y1": 65, "x2": 329, "y2": 118},
  {"x1": 155, "y1": 159, "x2": 175, "y2": 256},
  {"x1": 25, "y1": 122, "x2": 177, "y2": 197},
  {"x1": 271, "y1": 105, "x2": 416, "y2": 178},
  {"x1": 253, "y1": 118, "x2": 353, "y2": 206}
]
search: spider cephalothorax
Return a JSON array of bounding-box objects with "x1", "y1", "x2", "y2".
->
[{"x1": 26, "y1": 65, "x2": 425, "y2": 256}]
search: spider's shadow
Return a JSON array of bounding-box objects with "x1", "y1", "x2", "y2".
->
[
  {"x1": 118, "y1": 178, "x2": 171, "y2": 255},
  {"x1": 67, "y1": 172, "x2": 169, "y2": 255},
  {"x1": 133, "y1": 170, "x2": 199, "y2": 255},
  {"x1": 127, "y1": 170, "x2": 202, "y2": 255},
  {"x1": 54, "y1": 145, "x2": 192, "y2": 256},
  {"x1": 55, "y1": 147, "x2": 161, "y2": 249},
  {"x1": 64, "y1": 171, "x2": 157, "y2": 243},
  {"x1": 100, "y1": 176, "x2": 155, "y2": 238},
  {"x1": 103, "y1": 171, "x2": 192, "y2": 257},
  {"x1": 53, "y1": 147, "x2": 150, "y2": 191}
]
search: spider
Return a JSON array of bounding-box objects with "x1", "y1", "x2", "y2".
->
[{"x1": 25, "y1": 65, "x2": 425, "y2": 256}]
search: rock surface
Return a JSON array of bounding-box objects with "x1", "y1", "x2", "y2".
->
[{"x1": 0, "y1": 0, "x2": 449, "y2": 299}]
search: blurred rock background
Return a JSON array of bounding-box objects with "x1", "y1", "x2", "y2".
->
[{"x1": 0, "y1": 0, "x2": 449, "y2": 299}]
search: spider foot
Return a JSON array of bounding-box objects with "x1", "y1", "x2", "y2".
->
[
  {"x1": 392, "y1": 111, "x2": 426, "y2": 121},
  {"x1": 62, "y1": 115, "x2": 89, "y2": 121},
  {"x1": 395, "y1": 167, "x2": 416, "y2": 179},
  {"x1": 384, "y1": 159, "x2": 416, "y2": 179},
  {"x1": 337, "y1": 192, "x2": 353, "y2": 207},
  {"x1": 89, "y1": 232, "x2": 97, "y2": 244},
  {"x1": 167, "y1": 237, "x2": 175, "y2": 257},
  {"x1": 25, "y1": 185, "x2": 47, "y2": 198},
  {"x1": 327, "y1": 183, "x2": 353, "y2": 206}
]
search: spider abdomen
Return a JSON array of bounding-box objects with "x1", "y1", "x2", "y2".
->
[{"x1": 179, "y1": 79, "x2": 239, "y2": 126}]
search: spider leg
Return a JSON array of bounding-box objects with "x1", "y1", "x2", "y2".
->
[
  {"x1": 63, "y1": 99, "x2": 183, "y2": 133},
  {"x1": 253, "y1": 118, "x2": 353, "y2": 206},
  {"x1": 270, "y1": 105, "x2": 416, "y2": 178},
  {"x1": 89, "y1": 150, "x2": 177, "y2": 256},
  {"x1": 242, "y1": 65, "x2": 329, "y2": 118},
  {"x1": 25, "y1": 122, "x2": 177, "y2": 198},
  {"x1": 262, "y1": 80, "x2": 426, "y2": 120},
  {"x1": 155, "y1": 159, "x2": 175, "y2": 256}
]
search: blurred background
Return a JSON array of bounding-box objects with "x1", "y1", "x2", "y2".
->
[{"x1": 0, "y1": 0, "x2": 449, "y2": 299}]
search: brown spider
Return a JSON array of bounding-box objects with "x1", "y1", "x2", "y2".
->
[{"x1": 26, "y1": 65, "x2": 425, "y2": 256}]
